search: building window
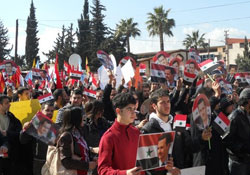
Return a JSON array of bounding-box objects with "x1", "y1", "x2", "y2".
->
[
  {"x1": 240, "y1": 43, "x2": 244, "y2": 48},
  {"x1": 228, "y1": 44, "x2": 232, "y2": 49},
  {"x1": 223, "y1": 48, "x2": 226, "y2": 52}
]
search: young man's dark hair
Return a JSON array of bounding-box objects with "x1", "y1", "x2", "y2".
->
[
  {"x1": 165, "y1": 67, "x2": 176, "y2": 75},
  {"x1": 41, "y1": 102, "x2": 54, "y2": 110},
  {"x1": 112, "y1": 93, "x2": 136, "y2": 110},
  {"x1": 17, "y1": 87, "x2": 29, "y2": 95},
  {"x1": 142, "y1": 83, "x2": 150, "y2": 89},
  {"x1": 158, "y1": 133, "x2": 173, "y2": 144},
  {"x1": 150, "y1": 89, "x2": 169, "y2": 104},
  {"x1": 32, "y1": 90, "x2": 43, "y2": 99},
  {"x1": 53, "y1": 89, "x2": 64, "y2": 101},
  {"x1": 0, "y1": 94, "x2": 10, "y2": 104},
  {"x1": 71, "y1": 88, "x2": 83, "y2": 96}
]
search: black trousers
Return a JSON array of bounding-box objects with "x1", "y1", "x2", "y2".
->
[
  {"x1": 0, "y1": 158, "x2": 11, "y2": 175},
  {"x1": 230, "y1": 160, "x2": 250, "y2": 175}
]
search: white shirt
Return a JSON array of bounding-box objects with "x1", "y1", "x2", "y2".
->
[{"x1": 149, "y1": 112, "x2": 173, "y2": 132}]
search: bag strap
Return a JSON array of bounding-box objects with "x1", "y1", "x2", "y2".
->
[{"x1": 57, "y1": 131, "x2": 75, "y2": 156}]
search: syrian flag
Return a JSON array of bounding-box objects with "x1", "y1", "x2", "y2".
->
[
  {"x1": 136, "y1": 132, "x2": 175, "y2": 171},
  {"x1": 150, "y1": 63, "x2": 166, "y2": 83},
  {"x1": 64, "y1": 61, "x2": 71, "y2": 75},
  {"x1": 183, "y1": 71, "x2": 196, "y2": 85},
  {"x1": 32, "y1": 68, "x2": 41, "y2": 78},
  {"x1": 173, "y1": 114, "x2": 187, "y2": 131},
  {"x1": 38, "y1": 93, "x2": 54, "y2": 104},
  {"x1": 234, "y1": 73, "x2": 246, "y2": 83},
  {"x1": 212, "y1": 112, "x2": 230, "y2": 136},
  {"x1": 0, "y1": 153, "x2": 8, "y2": 158},
  {"x1": 139, "y1": 63, "x2": 146, "y2": 76},
  {"x1": 198, "y1": 59, "x2": 219, "y2": 74},
  {"x1": 83, "y1": 88, "x2": 96, "y2": 98},
  {"x1": 70, "y1": 70, "x2": 82, "y2": 80},
  {"x1": 186, "y1": 123, "x2": 191, "y2": 130},
  {"x1": 244, "y1": 72, "x2": 250, "y2": 85},
  {"x1": 196, "y1": 78, "x2": 204, "y2": 89}
]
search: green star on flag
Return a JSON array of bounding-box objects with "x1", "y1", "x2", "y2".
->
[
  {"x1": 146, "y1": 148, "x2": 153, "y2": 157},
  {"x1": 179, "y1": 121, "x2": 183, "y2": 126}
]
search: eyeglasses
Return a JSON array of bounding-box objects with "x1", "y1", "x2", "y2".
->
[{"x1": 122, "y1": 107, "x2": 139, "y2": 114}]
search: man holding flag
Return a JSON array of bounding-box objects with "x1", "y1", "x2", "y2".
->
[{"x1": 223, "y1": 88, "x2": 250, "y2": 175}]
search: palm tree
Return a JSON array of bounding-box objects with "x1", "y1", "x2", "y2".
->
[
  {"x1": 146, "y1": 6, "x2": 175, "y2": 51},
  {"x1": 115, "y1": 18, "x2": 141, "y2": 54},
  {"x1": 183, "y1": 30, "x2": 207, "y2": 50}
]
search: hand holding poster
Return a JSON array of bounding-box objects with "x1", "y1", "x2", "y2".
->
[
  {"x1": 25, "y1": 112, "x2": 59, "y2": 145},
  {"x1": 136, "y1": 131, "x2": 175, "y2": 171}
]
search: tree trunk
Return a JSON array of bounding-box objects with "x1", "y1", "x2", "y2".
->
[
  {"x1": 159, "y1": 26, "x2": 164, "y2": 51},
  {"x1": 127, "y1": 36, "x2": 130, "y2": 54}
]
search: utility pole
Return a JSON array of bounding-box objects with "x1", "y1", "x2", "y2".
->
[
  {"x1": 207, "y1": 39, "x2": 210, "y2": 59},
  {"x1": 14, "y1": 19, "x2": 18, "y2": 62},
  {"x1": 224, "y1": 30, "x2": 229, "y2": 69}
]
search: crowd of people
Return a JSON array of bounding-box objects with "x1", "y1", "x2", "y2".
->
[{"x1": 0, "y1": 59, "x2": 250, "y2": 175}]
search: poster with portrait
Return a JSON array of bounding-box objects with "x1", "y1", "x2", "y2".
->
[
  {"x1": 192, "y1": 94, "x2": 211, "y2": 130},
  {"x1": 136, "y1": 131, "x2": 175, "y2": 171},
  {"x1": 119, "y1": 56, "x2": 137, "y2": 70},
  {"x1": 97, "y1": 50, "x2": 114, "y2": 71},
  {"x1": 184, "y1": 59, "x2": 200, "y2": 75},
  {"x1": 216, "y1": 78, "x2": 232, "y2": 95},
  {"x1": 0, "y1": 60, "x2": 18, "y2": 74},
  {"x1": 169, "y1": 57, "x2": 182, "y2": 76},
  {"x1": 165, "y1": 66, "x2": 177, "y2": 88},
  {"x1": 244, "y1": 72, "x2": 250, "y2": 85},
  {"x1": 188, "y1": 48, "x2": 201, "y2": 64},
  {"x1": 0, "y1": 60, "x2": 20, "y2": 89},
  {"x1": 25, "y1": 112, "x2": 59, "y2": 145},
  {"x1": 152, "y1": 51, "x2": 171, "y2": 66}
]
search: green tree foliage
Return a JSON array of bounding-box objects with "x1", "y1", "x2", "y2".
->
[
  {"x1": 90, "y1": 0, "x2": 108, "y2": 49},
  {"x1": 88, "y1": 0, "x2": 111, "y2": 71},
  {"x1": 77, "y1": 0, "x2": 92, "y2": 69},
  {"x1": 0, "y1": 20, "x2": 12, "y2": 61},
  {"x1": 115, "y1": 18, "x2": 140, "y2": 54},
  {"x1": 146, "y1": 6, "x2": 175, "y2": 51},
  {"x1": 235, "y1": 36, "x2": 250, "y2": 72},
  {"x1": 10, "y1": 55, "x2": 26, "y2": 69},
  {"x1": 25, "y1": 0, "x2": 40, "y2": 69},
  {"x1": 99, "y1": 35, "x2": 127, "y2": 66},
  {"x1": 243, "y1": 36, "x2": 249, "y2": 58},
  {"x1": 183, "y1": 30, "x2": 207, "y2": 50},
  {"x1": 43, "y1": 24, "x2": 76, "y2": 69}
]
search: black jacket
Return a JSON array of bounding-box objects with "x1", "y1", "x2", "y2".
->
[
  {"x1": 19, "y1": 131, "x2": 48, "y2": 161},
  {"x1": 102, "y1": 84, "x2": 116, "y2": 121},
  {"x1": 83, "y1": 117, "x2": 112, "y2": 147},
  {"x1": 4, "y1": 112, "x2": 22, "y2": 161},
  {"x1": 223, "y1": 107, "x2": 250, "y2": 164}
]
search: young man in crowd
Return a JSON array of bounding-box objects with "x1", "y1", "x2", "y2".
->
[
  {"x1": 98, "y1": 93, "x2": 141, "y2": 175},
  {"x1": 56, "y1": 89, "x2": 84, "y2": 126},
  {"x1": 17, "y1": 87, "x2": 30, "y2": 101},
  {"x1": 52, "y1": 89, "x2": 68, "y2": 110},
  {"x1": 224, "y1": 88, "x2": 250, "y2": 175},
  {"x1": 0, "y1": 95, "x2": 22, "y2": 175}
]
